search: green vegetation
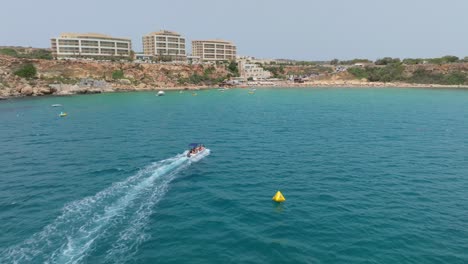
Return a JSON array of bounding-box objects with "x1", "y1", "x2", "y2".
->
[
  {"x1": 294, "y1": 61, "x2": 317, "y2": 66},
  {"x1": 347, "y1": 63, "x2": 405, "y2": 83},
  {"x1": 14, "y1": 63, "x2": 37, "y2": 78},
  {"x1": 178, "y1": 71, "x2": 227, "y2": 85},
  {"x1": 348, "y1": 62, "x2": 468, "y2": 85},
  {"x1": 263, "y1": 65, "x2": 285, "y2": 79},
  {"x1": 0, "y1": 48, "x2": 52, "y2": 60},
  {"x1": 366, "y1": 63, "x2": 405, "y2": 82},
  {"x1": 402, "y1": 58, "x2": 424, "y2": 65},
  {"x1": 401, "y1": 55, "x2": 460, "y2": 65},
  {"x1": 406, "y1": 69, "x2": 466, "y2": 85},
  {"x1": 263, "y1": 63, "x2": 332, "y2": 78},
  {"x1": 0, "y1": 48, "x2": 18, "y2": 57},
  {"x1": 338, "y1": 59, "x2": 373, "y2": 65},
  {"x1": 112, "y1": 70, "x2": 124, "y2": 79},
  {"x1": 28, "y1": 49, "x2": 53, "y2": 60},
  {"x1": 347, "y1": 67, "x2": 369, "y2": 79},
  {"x1": 203, "y1": 66, "x2": 216, "y2": 76},
  {"x1": 375, "y1": 57, "x2": 401, "y2": 65},
  {"x1": 176, "y1": 65, "x2": 226, "y2": 85},
  {"x1": 227, "y1": 61, "x2": 239, "y2": 76},
  {"x1": 155, "y1": 55, "x2": 174, "y2": 62}
]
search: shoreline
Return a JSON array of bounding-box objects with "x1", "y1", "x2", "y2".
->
[
  {"x1": 3, "y1": 54, "x2": 468, "y2": 99},
  {"x1": 2, "y1": 82, "x2": 468, "y2": 100}
]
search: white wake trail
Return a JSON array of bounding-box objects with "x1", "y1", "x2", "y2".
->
[{"x1": 2, "y1": 150, "x2": 209, "y2": 264}]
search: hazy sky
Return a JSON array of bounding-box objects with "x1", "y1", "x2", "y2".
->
[{"x1": 1, "y1": 0, "x2": 466, "y2": 60}]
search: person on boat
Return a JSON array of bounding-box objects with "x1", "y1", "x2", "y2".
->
[
  {"x1": 187, "y1": 144, "x2": 205, "y2": 157},
  {"x1": 188, "y1": 148, "x2": 195, "y2": 157}
]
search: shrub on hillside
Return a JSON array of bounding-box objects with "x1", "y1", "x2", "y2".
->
[
  {"x1": 14, "y1": 63, "x2": 37, "y2": 78},
  {"x1": 227, "y1": 61, "x2": 239, "y2": 76},
  {"x1": 367, "y1": 63, "x2": 405, "y2": 82},
  {"x1": 347, "y1": 67, "x2": 369, "y2": 79},
  {"x1": 444, "y1": 72, "x2": 466, "y2": 85},
  {"x1": 0, "y1": 48, "x2": 18, "y2": 57},
  {"x1": 348, "y1": 64, "x2": 405, "y2": 82},
  {"x1": 112, "y1": 70, "x2": 124, "y2": 79},
  {"x1": 28, "y1": 49, "x2": 53, "y2": 60},
  {"x1": 402, "y1": 58, "x2": 424, "y2": 65},
  {"x1": 375, "y1": 57, "x2": 401, "y2": 65},
  {"x1": 339, "y1": 59, "x2": 372, "y2": 65},
  {"x1": 0, "y1": 48, "x2": 52, "y2": 60}
]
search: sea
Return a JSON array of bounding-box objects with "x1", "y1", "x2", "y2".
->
[{"x1": 1, "y1": 88, "x2": 468, "y2": 263}]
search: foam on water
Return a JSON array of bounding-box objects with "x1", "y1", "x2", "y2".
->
[{"x1": 2, "y1": 150, "x2": 210, "y2": 264}]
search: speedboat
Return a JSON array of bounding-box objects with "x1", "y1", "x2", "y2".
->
[
  {"x1": 157, "y1": 91, "x2": 165, "y2": 96},
  {"x1": 59, "y1": 112, "x2": 67, "y2": 117},
  {"x1": 186, "y1": 143, "x2": 206, "y2": 158},
  {"x1": 51, "y1": 104, "x2": 62, "y2": 107}
]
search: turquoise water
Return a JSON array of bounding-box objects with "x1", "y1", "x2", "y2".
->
[{"x1": 1, "y1": 88, "x2": 468, "y2": 263}]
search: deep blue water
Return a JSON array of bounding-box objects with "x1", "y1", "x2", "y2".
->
[{"x1": 1, "y1": 88, "x2": 468, "y2": 263}]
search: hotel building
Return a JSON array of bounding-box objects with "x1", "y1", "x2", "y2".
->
[
  {"x1": 238, "y1": 60, "x2": 272, "y2": 80},
  {"x1": 50, "y1": 33, "x2": 132, "y2": 59},
  {"x1": 142, "y1": 30, "x2": 186, "y2": 61},
  {"x1": 192, "y1": 40, "x2": 237, "y2": 62}
]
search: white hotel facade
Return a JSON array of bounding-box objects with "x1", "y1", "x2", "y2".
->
[
  {"x1": 142, "y1": 30, "x2": 186, "y2": 61},
  {"x1": 192, "y1": 40, "x2": 237, "y2": 62},
  {"x1": 50, "y1": 33, "x2": 132, "y2": 59},
  {"x1": 238, "y1": 60, "x2": 272, "y2": 80}
]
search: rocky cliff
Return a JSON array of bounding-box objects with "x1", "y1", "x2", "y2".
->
[{"x1": 0, "y1": 55, "x2": 230, "y2": 98}]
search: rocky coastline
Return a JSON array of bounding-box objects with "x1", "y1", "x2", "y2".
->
[
  {"x1": 0, "y1": 54, "x2": 230, "y2": 99},
  {"x1": 2, "y1": 54, "x2": 468, "y2": 100}
]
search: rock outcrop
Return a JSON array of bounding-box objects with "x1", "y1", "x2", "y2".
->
[{"x1": 0, "y1": 54, "x2": 230, "y2": 98}]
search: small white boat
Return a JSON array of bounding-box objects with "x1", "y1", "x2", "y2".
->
[
  {"x1": 186, "y1": 143, "x2": 209, "y2": 161},
  {"x1": 157, "y1": 91, "x2": 165, "y2": 96},
  {"x1": 51, "y1": 104, "x2": 62, "y2": 107}
]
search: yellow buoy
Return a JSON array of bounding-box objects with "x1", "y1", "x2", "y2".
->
[{"x1": 272, "y1": 191, "x2": 286, "y2": 203}]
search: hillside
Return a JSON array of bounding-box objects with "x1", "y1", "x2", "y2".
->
[
  {"x1": 3, "y1": 51, "x2": 468, "y2": 98},
  {"x1": 0, "y1": 54, "x2": 231, "y2": 98}
]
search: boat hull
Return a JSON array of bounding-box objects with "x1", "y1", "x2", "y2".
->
[{"x1": 186, "y1": 148, "x2": 210, "y2": 162}]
